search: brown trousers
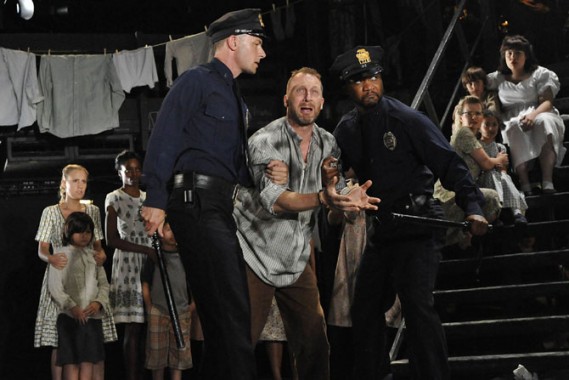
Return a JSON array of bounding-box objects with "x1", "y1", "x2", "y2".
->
[{"x1": 247, "y1": 264, "x2": 330, "y2": 380}]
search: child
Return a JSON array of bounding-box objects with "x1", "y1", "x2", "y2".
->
[
  {"x1": 461, "y1": 66, "x2": 501, "y2": 114},
  {"x1": 478, "y1": 110, "x2": 528, "y2": 225},
  {"x1": 453, "y1": 66, "x2": 502, "y2": 134},
  {"x1": 47, "y1": 212, "x2": 112, "y2": 380},
  {"x1": 142, "y1": 220, "x2": 193, "y2": 380},
  {"x1": 35, "y1": 164, "x2": 115, "y2": 380},
  {"x1": 105, "y1": 150, "x2": 153, "y2": 380},
  {"x1": 435, "y1": 96, "x2": 503, "y2": 248}
]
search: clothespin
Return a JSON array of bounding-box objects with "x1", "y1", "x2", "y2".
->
[
  {"x1": 204, "y1": 25, "x2": 208, "y2": 32},
  {"x1": 272, "y1": 3, "x2": 276, "y2": 11},
  {"x1": 48, "y1": 49, "x2": 51, "y2": 56},
  {"x1": 104, "y1": 48, "x2": 107, "y2": 55},
  {"x1": 286, "y1": 0, "x2": 289, "y2": 6},
  {"x1": 115, "y1": 49, "x2": 119, "y2": 54},
  {"x1": 169, "y1": 35, "x2": 173, "y2": 41}
]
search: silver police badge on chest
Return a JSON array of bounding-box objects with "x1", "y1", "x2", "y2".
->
[{"x1": 383, "y1": 131, "x2": 397, "y2": 151}]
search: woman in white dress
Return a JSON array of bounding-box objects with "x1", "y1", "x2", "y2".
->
[{"x1": 487, "y1": 34, "x2": 566, "y2": 195}]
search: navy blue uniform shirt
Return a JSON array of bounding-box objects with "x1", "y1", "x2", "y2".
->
[
  {"x1": 143, "y1": 58, "x2": 249, "y2": 209},
  {"x1": 334, "y1": 95, "x2": 484, "y2": 218}
]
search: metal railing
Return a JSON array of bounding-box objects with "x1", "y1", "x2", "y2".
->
[
  {"x1": 410, "y1": 0, "x2": 488, "y2": 129},
  {"x1": 389, "y1": 0, "x2": 490, "y2": 362}
]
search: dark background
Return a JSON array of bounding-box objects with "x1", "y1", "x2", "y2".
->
[{"x1": 0, "y1": 0, "x2": 568, "y2": 379}]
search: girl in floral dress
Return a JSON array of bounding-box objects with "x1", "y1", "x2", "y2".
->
[{"x1": 105, "y1": 150, "x2": 153, "y2": 380}]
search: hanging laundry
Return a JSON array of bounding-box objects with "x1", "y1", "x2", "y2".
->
[
  {"x1": 0, "y1": 47, "x2": 42, "y2": 130},
  {"x1": 37, "y1": 54, "x2": 125, "y2": 138},
  {"x1": 113, "y1": 46, "x2": 159, "y2": 93},
  {"x1": 164, "y1": 32, "x2": 212, "y2": 87}
]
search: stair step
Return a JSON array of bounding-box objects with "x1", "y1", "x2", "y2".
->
[
  {"x1": 553, "y1": 166, "x2": 569, "y2": 192},
  {"x1": 525, "y1": 191, "x2": 569, "y2": 221},
  {"x1": 524, "y1": 219, "x2": 569, "y2": 234},
  {"x1": 487, "y1": 219, "x2": 569, "y2": 236},
  {"x1": 525, "y1": 191, "x2": 569, "y2": 207},
  {"x1": 443, "y1": 315, "x2": 569, "y2": 338},
  {"x1": 434, "y1": 281, "x2": 569, "y2": 305},
  {"x1": 439, "y1": 249, "x2": 569, "y2": 275},
  {"x1": 391, "y1": 351, "x2": 569, "y2": 376}
]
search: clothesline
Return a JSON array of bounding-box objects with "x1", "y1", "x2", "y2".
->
[
  {"x1": 8, "y1": 0, "x2": 304, "y2": 55},
  {"x1": 2, "y1": 1, "x2": 298, "y2": 133},
  {"x1": 127, "y1": 0, "x2": 304, "y2": 49},
  {"x1": 24, "y1": 48, "x2": 137, "y2": 55}
]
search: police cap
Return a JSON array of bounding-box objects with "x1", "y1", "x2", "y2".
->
[
  {"x1": 330, "y1": 46, "x2": 384, "y2": 81},
  {"x1": 207, "y1": 8, "x2": 267, "y2": 43}
]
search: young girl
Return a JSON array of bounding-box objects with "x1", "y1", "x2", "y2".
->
[
  {"x1": 478, "y1": 110, "x2": 528, "y2": 225},
  {"x1": 105, "y1": 150, "x2": 153, "y2": 380},
  {"x1": 434, "y1": 96, "x2": 504, "y2": 248},
  {"x1": 48, "y1": 212, "x2": 112, "y2": 380},
  {"x1": 35, "y1": 164, "x2": 116, "y2": 380}
]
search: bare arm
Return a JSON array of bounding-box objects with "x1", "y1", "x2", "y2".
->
[
  {"x1": 272, "y1": 191, "x2": 323, "y2": 214},
  {"x1": 521, "y1": 87, "x2": 554, "y2": 127},
  {"x1": 272, "y1": 184, "x2": 378, "y2": 214},
  {"x1": 92, "y1": 240, "x2": 107, "y2": 267},
  {"x1": 470, "y1": 148, "x2": 508, "y2": 171},
  {"x1": 270, "y1": 156, "x2": 339, "y2": 213},
  {"x1": 105, "y1": 205, "x2": 155, "y2": 258},
  {"x1": 38, "y1": 241, "x2": 68, "y2": 269}
]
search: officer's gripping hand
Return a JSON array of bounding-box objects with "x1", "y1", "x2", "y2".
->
[
  {"x1": 266, "y1": 160, "x2": 288, "y2": 185},
  {"x1": 466, "y1": 214, "x2": 489, "y2": 236},
  {"x1": 141, "y1": 206, "x2": 166, "y2": 237}
]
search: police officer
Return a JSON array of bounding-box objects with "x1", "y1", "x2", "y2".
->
[
  {"x1": 328, "y1": 46, "x2": 489, "y2": 379},
  {"x1": 141, "y1": 9, "x2": 270, "y2": 380}
]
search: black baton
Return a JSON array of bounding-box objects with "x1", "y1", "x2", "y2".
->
[
  {"x1": 389, "y1": 213, "x2": 493, "y2": 232},
  {"x1": 152, "y1": 232, "x2": 185, "y2": 349}
]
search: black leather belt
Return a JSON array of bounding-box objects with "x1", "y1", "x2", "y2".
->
[{"x1": 173, "y1": 172, "x2": 239, "y2": 200}]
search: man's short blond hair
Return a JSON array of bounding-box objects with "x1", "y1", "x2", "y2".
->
[{"x1": 286, "y1": 67, "x2": 323, "y2": 93}]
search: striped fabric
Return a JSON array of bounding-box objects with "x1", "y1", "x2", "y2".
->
[{"x1": 234, "y1": 117, "x2": 342, "y2": 287}]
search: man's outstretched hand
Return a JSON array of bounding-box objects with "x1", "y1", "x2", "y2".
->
[{"x1": 323, "y1": 176, "x2": 381, "y2": 212}]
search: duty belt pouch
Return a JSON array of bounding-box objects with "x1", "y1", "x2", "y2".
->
[
  {"x1": 169, "y1": 173, "x2": 195, "y2": 209},
  {"x1": 372, "y1": 194, "x2": 440, "y2": 242}
]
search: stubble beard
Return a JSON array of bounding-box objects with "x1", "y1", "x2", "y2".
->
[{"x1": 288, "y1": 109, "x2": 319, "y2": 127}]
